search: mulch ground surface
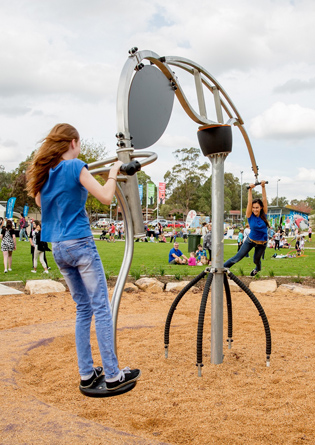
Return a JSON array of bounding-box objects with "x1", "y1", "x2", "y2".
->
[{"x1": 1, "y1": 277, "x2": 315, "y2": 444}]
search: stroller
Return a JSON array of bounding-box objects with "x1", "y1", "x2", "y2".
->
[{"x1": 100, "y1": 229, "x2": 108, "y2": 241}]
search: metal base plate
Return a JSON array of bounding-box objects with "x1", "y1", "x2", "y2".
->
[{"x1": 79, "y1": 375, "x2": 137, "y2": 398}]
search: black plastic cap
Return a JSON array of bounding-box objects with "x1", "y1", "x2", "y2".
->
[{"x1": 197, "y1": 125, "x2": 232, "y2": 157}]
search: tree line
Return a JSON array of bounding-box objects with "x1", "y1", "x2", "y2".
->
[{"x1": 0, "y1": 145, "x2": 314, "y2": 219}]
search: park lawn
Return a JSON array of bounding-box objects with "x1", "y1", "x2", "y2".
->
[{"x1": 1, "y1": 236, "x2": 315, "y2": 283}]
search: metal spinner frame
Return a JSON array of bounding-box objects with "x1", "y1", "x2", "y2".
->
[{"x1": 89, "y1": 48, "x2": 268, "y2": 366}]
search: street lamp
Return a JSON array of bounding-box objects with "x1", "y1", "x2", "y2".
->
[
  {"x1": 276, "y1": 179, "x2": 281, "y2": 207},
  {"x1": 240, "y1": 171, "x2": 243, "y2": 222}
]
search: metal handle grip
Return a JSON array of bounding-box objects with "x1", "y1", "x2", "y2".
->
[
  {"x1": 119, "y1": 160, "x2": 141, "y2": 176},
  {"x1": 246, "y1": 181, "x2": 268, "y2": 190}
]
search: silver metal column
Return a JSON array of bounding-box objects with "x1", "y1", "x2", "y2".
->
[{"x1": 209, "y1": 153, "x2": 227, "y2": 364}]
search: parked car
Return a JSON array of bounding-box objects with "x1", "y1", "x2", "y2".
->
[
  {"x1": 167, "y1": 221, "x2": 185, "y2": 228},
  {"x1": 147, "y1": 219, "x2": 168, "y2": 227},
  {"x1": 96, "y1": 218, "x2": 114, "y2": 227}
]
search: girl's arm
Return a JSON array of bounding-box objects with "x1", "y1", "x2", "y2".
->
[
  {"x1": 246, "y1": 184, "x2": 255, "y2": 218},
  {"x1": 261, "y1": 180, "x2": 268, "y2": 213},
  {"x1": 12, "y1": 234, "x2": 16, "y2": 250},
  {"x1": 79, "y1": 161, "x2": 123, "y2": 205}
]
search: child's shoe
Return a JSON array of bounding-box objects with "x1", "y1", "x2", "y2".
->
[
  {"x1": 80, "y1": 366, "x2": 104, "y2": 389},
  {"x1": 106, "y1": 367, "x2": 141, "y2": 391}
]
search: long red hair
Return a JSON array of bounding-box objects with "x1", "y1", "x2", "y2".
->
[{"x1": 26, "y1": 123, "x2": 79, "y2": 198}]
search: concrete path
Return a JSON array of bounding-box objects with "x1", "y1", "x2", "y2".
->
[{"x1": 0, "y1": 282, "x2": 23, "y2": 295}]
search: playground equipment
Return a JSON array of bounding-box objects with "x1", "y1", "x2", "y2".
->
[{"x1": 88, "y1": 47, "x2": 271, "y2": 376}]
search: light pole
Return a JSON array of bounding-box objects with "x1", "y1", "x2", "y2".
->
[
  {"x1": 240, "y1": 171, "x2": 243, "y2": 223},
  {"x1": 277, "y1": 179, "x2": 281, "y2": 207}
]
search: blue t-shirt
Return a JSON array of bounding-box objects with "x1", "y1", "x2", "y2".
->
[
  {"x1": 248, "y1": 213, "x2": 268, "y2": 242},
  {"x1": 196, "y1": 248, "x2": 207, "y2": 261},
  {"x1": 169, "y1": 247, "x2": 183, "y2": 263},
  {"x1": 40, "y1": 159, "x2": 92, "y2": 242}
]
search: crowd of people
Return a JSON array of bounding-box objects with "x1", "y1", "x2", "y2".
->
[{"x1": 0, "y1": 214, "x2": 51, "y2": 274}]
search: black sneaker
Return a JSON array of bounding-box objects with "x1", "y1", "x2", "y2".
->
[
  {"x1": 250, "y1": 269, "x2": 258, "y2": 277},
  {"x1": 106, "y1": 367, "x2": 141, "y2": 391},
  {"x1": 80, "y1": 366, "x2": 103, "y2": 389}
]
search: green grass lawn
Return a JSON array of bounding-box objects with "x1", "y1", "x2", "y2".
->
[{"x1": 1, "y1": 236, "x2": 315, "y2": 283}]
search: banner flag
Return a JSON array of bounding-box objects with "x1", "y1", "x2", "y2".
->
[
  {"x1": 186, "y1": 209, "x2": 197, "y2": 228},
  {"x1": 147, "y1": 183, "x2": 155, "y2": 206},
  {"x1": 23, "y1": 204, "x2": 29, "y2": 217},
  {"x1": 138, "y1": 184, "x2": 143, "y2": 204},
  {"x1": 158, "y1": 182, "x2": 166, "y2": 205},
  {"x1": 5, "y1": 197, "x2": 16, "y2": 219}
]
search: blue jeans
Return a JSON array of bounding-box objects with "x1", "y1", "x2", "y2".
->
[
  {"x1": 52, "y1": 236, "x2": 119, "y2": 379},
  {"x1": 224, "y1": 237, "x2": 267, "y2": 272},
  {"x1": 19, "y1": 228, "x2": 29, "y2": 241}
]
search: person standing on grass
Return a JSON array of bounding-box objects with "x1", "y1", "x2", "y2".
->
[
  {"x1": 309, "y1": 226, "x2": 312, "y2": 242},
  {"x1": 32, "y1": 223, "x2": 49, "y2": 274},
  {"x1": 109, "y1": 223, "x2": 116, "y2": 242},
  {"x1": 203, "y1": 223, "x2": 212, "y2": 264},
  {"x1": 237, "y1": 228, "x2": 244, "y2": 252},
  {"x1": 19, "y1": 213, "x2": 29, "y2": 242},
  {"x1": 224, "y1": 181, "x2": 269, "y2": 276},
  {"x1": 201, "y1": 222, "x2": 208, "y2": 241},
  {"x1": 274, "y1": 229, "x2": 281, "y2": 251},
  {"x1": 30, "y1": 219, "x2": 51, "y2": 271},
  {"x1": 182, "y1": 226, "x2": 188, "y2": 243},
  {"x1": 1, "y1": 219, "x2": 16, "y2": 273},
  {"x1": 26, "y1": 123, "x2": 140, "y2": 395}
]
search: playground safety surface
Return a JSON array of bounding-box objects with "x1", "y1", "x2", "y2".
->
[{"x1": 1, "y1": 283, "x2": 314, "y2": 444}]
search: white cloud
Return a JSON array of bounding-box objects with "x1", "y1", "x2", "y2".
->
[
  {"x1": 249, "y1": 102, "x2": 315, "y2": 139},
  {"x1": 274, "y1": 78, "x2": 315, "y2": 94},
  {"x1": 158, "y1": 133, "x2": 197, "y2": 150},
  {"x1": 296, "y1": 167, "x2": 315, "y2": 182},
  {"x1": 0, "y1": 0, "x2": 314, "y2": 203}
]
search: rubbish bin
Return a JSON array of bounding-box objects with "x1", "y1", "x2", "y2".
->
[{"x1": 188, "y1": 234, "x2": 202, "y2": 252}]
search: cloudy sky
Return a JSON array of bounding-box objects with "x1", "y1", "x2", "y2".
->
[{"x1": 1, "y1": 0, "x2": 315, "y2": 203}]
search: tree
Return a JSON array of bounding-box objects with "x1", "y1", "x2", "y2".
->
[
  {"x1": 164, "y1": 147, "x2": 209, "y2": 216},
  {"x1": 305, "y1": 196, "x2": 315, "y2": 213},
  {"x1": 158, "y1": 204, "x2": 172, "y2": 219},
  {"x1": 195, "y1": 176, "x2": 212, "y2": 216},
  {"x1": 78, "y1": 140, "x2": 108, "y2": 164},
  {"x1": 269, "y1": 196, "x2": 289, "y2": 207},
  {"x1": 78, "y1": 140, "x2": 109, "y2": 218},
  {"x1": 0, "y1": 186, "x2": 12, "y2": 202},
  {"x1": 0, "y1": 165, "x2": 12, "y2": 191},
  {"x1": 10, "y1": 151, "x2": 36, "y2": 210}
]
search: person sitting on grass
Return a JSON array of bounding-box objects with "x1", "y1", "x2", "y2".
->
[
  {"x1": 188, "y1": 251, "x2": 197, "y2": 266},
  {"x1": 149, "y1": 234, "x2": 155, "y2": 243},
  {"x1": 168, "y1": 242, "x2": 188, "y2": 265},
  {"x1": 159, "y1": 234, "x2": 166, "y2": 243},
  {"x1": 196, "y1": 244, "x2": 208, "y2": 265}
]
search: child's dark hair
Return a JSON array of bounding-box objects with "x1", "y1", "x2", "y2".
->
[{"x1": 252, "y1": 198, "x2": 269, "y2": 227}]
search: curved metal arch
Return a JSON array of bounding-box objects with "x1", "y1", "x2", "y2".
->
[{"x1": 117, "y1": 49, "x2": 259, "y2": 178}]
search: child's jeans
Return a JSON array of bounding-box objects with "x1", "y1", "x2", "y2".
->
[
  {"x1": 52, "y1": 236, "x2": 119, "y2": 379},
  {"x1": 224, "y1": 237, "x2": 266, "y2": 272}
]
